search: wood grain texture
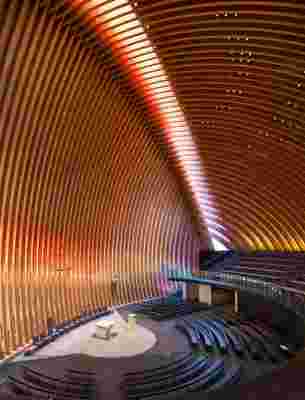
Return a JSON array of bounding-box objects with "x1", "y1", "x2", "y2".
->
[
  {"x1": 60, "y1": 0, "x2": 305, "y2": 250},
  {"x1": 0, "y1": 0, "x2": 203, "y2": 356}
]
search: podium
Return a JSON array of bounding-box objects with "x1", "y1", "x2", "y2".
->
[{"x1": 127, "y1": 314, "x2": 137, "y2": 332}]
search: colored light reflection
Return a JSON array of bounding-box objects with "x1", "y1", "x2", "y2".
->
[{"x1": 68, "y1": 0, "x2": 219, "y2": 244}]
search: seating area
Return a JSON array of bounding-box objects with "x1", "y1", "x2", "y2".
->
[
  {"x1": 0, "y1": 300, "x2": 298, "y2": 400},
  {"x1": 131, "y1": 297, "x2": 209, "y2": 321},
  {"x1": 3, "y1": 364, "x2": 97, "y2": 400},
  {"x1": 176, "y1": 310, "x2": 289, "y2": 363},
  {"x1": 211, "y1": 252, "x2": 305, "y2": 290},
  {"x1": 24, "y1": 306, "x2": 112, "y2": 356},
  {"x1": 122, "y1": 352, "x2": 240, "y2": 399}
]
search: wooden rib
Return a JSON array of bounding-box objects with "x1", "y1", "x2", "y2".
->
[{"x1": 0, "y1": 0, "x2": 202, "y2": 356}]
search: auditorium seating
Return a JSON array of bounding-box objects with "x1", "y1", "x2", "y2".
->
[
  {"x1": 123, "y1": 353, "x2": 232, "y2": 399},
  {"x1": 175, "y1": 309, "x2": 288, "y2": 365},
  {"x1": 24, "y1": 306, "x2": 112, "y2": 356},
  {"x1": 5, "y1": 363, "x2": 97, "y2": 400}
]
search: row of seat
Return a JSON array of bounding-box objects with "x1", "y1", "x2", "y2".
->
[
  {"x1": 132, "y1": 298, "x2": 209, "y2": 321},
  {"x1": 123, "y1": 352, "x2": 240, "y2": 399},
  {"x1": 25, "y1": 306, "x2": 112, "y2": 356},
  {"x1": 176, "y1": 313, "x2": 287, "y2": 363},
  {"x1": 5, "y1": 365, "x2": 97, "y2": 400},
  {"x1": 214, "y1": 310, "x2": 291, "y2": 359}
]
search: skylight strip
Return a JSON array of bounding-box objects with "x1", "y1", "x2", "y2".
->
[{"x1": 68, "y1": 0, "x2": 218, "y2": 244}]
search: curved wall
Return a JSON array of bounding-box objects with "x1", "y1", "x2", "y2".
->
[{"x1": 0, "y1": 0, "x2": 204, "y2": 356}]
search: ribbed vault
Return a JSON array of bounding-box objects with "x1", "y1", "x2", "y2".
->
[
  {"x1": 0, "y1": 0, "x2": 203, "y2": 356},
  {"x1": 58, "y1": 0, "x2": 305, "y2": 250}
]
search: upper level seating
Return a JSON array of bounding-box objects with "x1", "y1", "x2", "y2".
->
[{"x1": 215, "y1": 252, "x2": 305, "y2": 286}]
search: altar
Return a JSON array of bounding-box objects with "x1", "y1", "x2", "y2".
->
[{"x1": 95, "y1": 320, "x2": 115, "y2": 340}]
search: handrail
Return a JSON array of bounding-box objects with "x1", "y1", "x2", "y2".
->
[{"x1": 168, "y1": 273, "x2": 305, "y2": 319}]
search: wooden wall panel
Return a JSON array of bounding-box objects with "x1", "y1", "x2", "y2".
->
[{"x1": 0, "y1": 0, "x2": 203, "y2": 356}]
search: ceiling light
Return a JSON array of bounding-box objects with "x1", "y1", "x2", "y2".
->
[
  {"x1": 238, "y1": 90, "x2": 243, "y2": 94},
  {"x1": 245, "y1": 37, "x2": 249, "y2": 41},
  {"x1": 234, "y1": 12, "x2": 238, "y2": 16},
  {"x1": 224, "y1": 12, "x2": 228, "y2": 16},
  {"x1": 297, "y1": 82, "x2": 302, "y2": 88}
]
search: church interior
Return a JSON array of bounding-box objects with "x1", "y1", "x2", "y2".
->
[{"x1": 1, "y1": 0, "x2": 305, "y2": 399}]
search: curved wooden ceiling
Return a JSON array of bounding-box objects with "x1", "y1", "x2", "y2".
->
[{"x1": 37, "y1": 1, "x2": 305, "y2": 250}]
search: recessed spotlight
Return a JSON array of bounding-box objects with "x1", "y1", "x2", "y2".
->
[
  {"x1": 134, "y1": 1, "x2": 138, "y2": 6},
  {"x1": 273, "y1": 115, "x2": 277, "y2": 120},
  {"x1": 224, "y1": 11, "x2": 228, "y2": 16},
  {"x1": 248, "y1": 144, "x2": 252, "y2": 149},
  {"x1": 239, "y1": 58, "x2": 243, "y2": 63},
  {"x1": 297, "y1": 82, "x2": 302, "y2": 88},
  {"x1": 227, "y1": 35, "x2": 232, "y2": 40},
  {"x1": 146, "y1": 24, "x2": 150, "y2": 29},
  {"x1": 234, "y1": 12, "x2": 238, "y2": 16},
  {"x1": 287, "y1": 100, "x2": 291, "y2": 105},
  {"x1": 216, "y1": 13, "x2": 219, "y2": 17},
  {"x1": 245, "y1": 37, "x2": 249, "y2": 41},
  {"x1": 265, "y1": 132, "x2": 269, "y2": 136},
  {"x1": 232, "y1": 89, "x2": 236, "y2": 93},
  {"x1": 238, "y1": 90, "x2": 243, "y2": 94}
]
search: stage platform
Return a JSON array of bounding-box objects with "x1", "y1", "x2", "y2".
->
[{"x1": 13, "y1": 310, "x2": 157, "y2": 360}]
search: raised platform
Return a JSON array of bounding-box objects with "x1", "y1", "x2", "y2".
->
[{"x1": 15, "y1": 310, "x2": 157, "y2": 359}]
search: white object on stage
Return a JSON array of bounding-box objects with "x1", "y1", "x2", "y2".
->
[{"x1": 95, "y1": 320, "x2": 115, "y2": 340}]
